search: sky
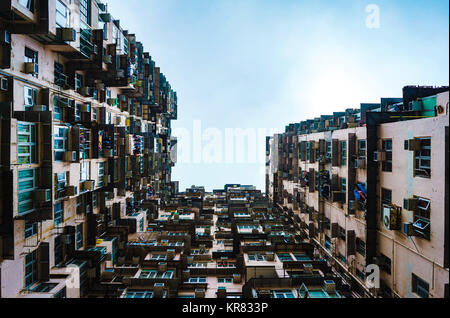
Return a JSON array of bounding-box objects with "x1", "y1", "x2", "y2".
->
[{"x1": 107, "y1": 0, "x2": 449, "y2": 192}]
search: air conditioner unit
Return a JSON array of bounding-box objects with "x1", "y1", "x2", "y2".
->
[
  {"x1": 195, "y1": 288, "x2": 205, "y2": 298},
  {"x1": 83, "y1": 180, "x2": 95, "y2": 192},
  {"x1": 66, "y1": 186, "x2": 78, "y2": 196},
  {"x1": 383, "y1": 206, "x2": 401, "y2": 231},
  {"x1": 153, "y1": 283, "x2": 165, "y2": 298},
  {"x1": 64, "y1": 151, "x2": 78, "y2": 162},
  {"x1": 403, "y1": 222, "x2": 416, "y2": 236},
  {"x1": 103, "y1": 175, "x2": 111, "y2": 184},
  {"x1": 373, "y1": 151, "x2": 386, "y2": 162},
  {"x1": 404, "y1": 139, "x2": 422, "y2": 152},
  {"x1": 0, "y1": 77, "x2": 8, "y2": 91},
  {"x1": 158, "y1": 262, "x2": 167, "y2": 272},
  {"x1": 60, "y1": 28, "x2": 76, "y2": 41},
  {"x1": 80, "y1": 87, "x2": 90, "y2": 97},
  {"x1": 332, "y1": 191, "x2": 346, "y2": 203},
  {"x1": 32, "y1": 105, "x2": 47, "y2": 112},
  {"x1": 217, "y1": 287, "x2": 227, "y2": 298},
  {"x1": 34, "y1": 189, "x2": 51, "y2": 202},
  {"x1": 104, "y1": 149, "x2": 114, "y2": 158},
  {"x1": 25, "y1": 62, "x2": 39, "y2": 75},
  {"x1": 258, "y1": 290, "x2": 271, "y2": 298},
  {"x1": 80, "y1": 104, "x2": 90, "y2": 112},
  {"x1": 103, "y1": 55, "x2": 112, "y2": 64},
  {"x1": 265, "y1": 252, "x2": 274, "y2": 261},
  {"x1": 61, "y1": 235, "x2": 72, "y2": 244},
  {"x1": 403, "y1": 198, "x2": 418, "y2": 211},
  {"x1": 167, "y1": 249, "x2": 176, "y2": 260},
  {"x1": 303, "y1": 263, "x2": 313, "y2": 274},
  {"x1": 107, "y1": 98, "x2": 117, "y2": 106},
  {"x1": 116, "y1": 69, "x2": 125, "y2": 78},
  {"x1": 355, "y1": 158, "x2": 366, "y2": 169},
  {"x1": 324, "y1": 280, "x2": 336, "y2": 293},
  {"x1": 233, "y1": 274, "x2": 242, "y2": 283}
]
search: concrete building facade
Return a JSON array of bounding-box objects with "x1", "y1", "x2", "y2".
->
[{"x1": 266, "y1": 87, "x2": 449, "y2": 298}]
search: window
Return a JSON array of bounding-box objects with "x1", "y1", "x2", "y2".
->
[
  {"x1": 414, "y1": 137, "x2": 431, "y2": 178},
  {"x1": 124, "y1": 290, "x2": 154, "y2": 298},
  {"x1": 412, "y1": 273, "x2": 429, "y2": 298},
  {"x1": 358, "y1": 140, "x2": 367, "y2": 158},
  {"x1": 80, "y1": 162, "x2": 90, "y2": 182},
  {"x1": 188, "y1": 277, "x2": 207, "y2": 283},
  {"x1": 54, "y1": 235, "x2": 63, "y2": 266},
  {"x1": 248, "y1": 254, "x2": 266, "y2": 261},
  {"x1": 80, "y1": 128, "x2": 91, "y2": 159},
  {"x1": 25, "y1": 221, "x2": 38, "y2": 239},
  {"x1": 293, "y1": 254, "x2": 311, "y2": 261},
  {"x1": 56, "y1": 0, "x2": 70, "y2": 28},
  {"x1": 150, "y1": 254, "x2": 167, "y2": 261},
  {"x1": 379, "y1": 254, "x2": 391, "y2": 274},
  {"x1": 25, "y1": 250, "x2": 38, "y2": 288},
  {"x1": 218, "y1": 278, "x2": 233, "y2": 284},
  {"x1": 98, "y1": 162, "x2": 105, "y2": 188},
  {"x1": 277, "y1": 253, "x2": 293, "y2": 262},
  {"x1": 139, "y1": 218, "x2": 144, "y2": 232},
  {"x1": 413, "y1": 196, "x2": 431, "y2": 240},
  {"x1": 381, "y1": 188, "x2": 392, "y2": 205},
  {"x1": 75, "y1": 73, "x2": 83, "y2": 92},
  {"x1": 271, "y1": 290, "x2": 295, "y2": 299},
  {"x1": 339, "y1": 253, "x2": 347, "y2": 264},
  {"x1": 92, "y1": 192, "x2": 97, "y2": 208},
  {"x1": 17, "y1": 122, "x2": 37, "y2": 165},
  {"x1": 79, "y1": 0, "x2": 91, "y2": 25},
  {"x1": 54, "y1": 202, "x2": 63, "y2": 226},
  {"x1": 24, "y1": 47, "x2": 38, "y2": 76},
  {"x1": 54, "y1": 62, "x2": 67, "y2": 88},
  {"x1": 339, "y1": 227, "x2": 346, "y2": 241},
  {"x1": 54, "y1": 96, "x2": 69, "y2": 121},
  {"x1": 23, "y1": 86, "x2": 37, "y2": 110},
  {"x1": 382, "y1": 139, "x2": 393, "y2": 172},
  {"x1": 324, "y1": 236, "x2": 331, "y2": 250},
  {"x1": 306, "y1": 142, "x2": 310, "y2": 161},
  {"x1": 326, "y1": 141, "x2": 332, "y2": 159},
  {"x1": 76, "y1": 224, "x2": 83, "y2": 250},
  {"x1": 340, "y1": 141, "x2": 347, "y2": 166},
  {"x1": 18, "y1": 0, "x2": 34, "y2": 12},
  {"x1": 54, "y1": 172, "x2": 67, "y2": 199},
  {"x1": 139, "y1": 270, "x2": 173, "y2": 279},
  {"x1": 54, "y1": 126, "x2": 69, "y2": 161},
  {"x1": 340, "y1": 178, "x2": 346, "y2": 198},
  {"x1": 18, "y1": 169, "x2": 38, "y2": 215},
  {"x1": 356, "y1": 238, "x2": 366, "y2": 256}
]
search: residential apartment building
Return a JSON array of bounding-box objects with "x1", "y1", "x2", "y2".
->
[
  {"x1": 0, "y1": 0, "x2": 178, "y2": 298},
  {"x1": 266, "y1": 86, "x2": 449, "y2": 298}
]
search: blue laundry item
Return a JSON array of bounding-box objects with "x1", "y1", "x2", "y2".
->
[
  {"x1": 354, "y1": 190, "x2": 361, "y2": 200},
  {"x1": 357, "y1": 183, "x2": 367, "y2": 195}
]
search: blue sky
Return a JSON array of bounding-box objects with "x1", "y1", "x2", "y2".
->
[{"x1": 108, "y1": 0, "x2": 449, "y2": 192}]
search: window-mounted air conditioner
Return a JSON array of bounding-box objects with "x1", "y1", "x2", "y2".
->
[
  {"x1": 24, "y1": 62, "x2": 39, "y2": 75},
  {"x1": 324, "y1": 280, "x2": 336, "y2": 293},
  {"x1": 404, "y1": 139, "x2": 422, "y2": 152},
  {"x1": 80, "y1": 104, "x2": 90, "y2": 112},
  {"x1": 383, "y1": 206, "x2": 401, "y2": 231},
  {"x1": 60, "y1": 28, "x2": 77, "y2": 42},
  {"x1": 103, "y1": 55, "x2": 112, "y2": 64},
  {"x1": 80, "y1": 87, "x2": 90, "y2": 97},
  {"x1": 66, "y1": 186, "x2": 78, "y2": 196},
  {"x1": 355, "y1": 158, "x2": 366, "y2": 169},
  {"x1": 403, "y1": 198, "x2": 418, "y2": 211},
  {"x1": 83, "y1": 180, "x2": 95, "y2": 192},
  {"x1": 153, "y1": 283, "x2": 165, "y2": 298},
  {"x1": 34, "y1": 189, "x2": 51, "y2": 202},
  {"x1": 64, "y1": 151, "x2": 78, "y2": 162},
  {"x1": 373, "y1": 151, "x2": 386, "y2": 162},
  {"x1": 195, "y1": 288, "x2": 205, "y2": 298},
  {"x1": 32, "y1": 105, "x2": 47, "y2": 112}
]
